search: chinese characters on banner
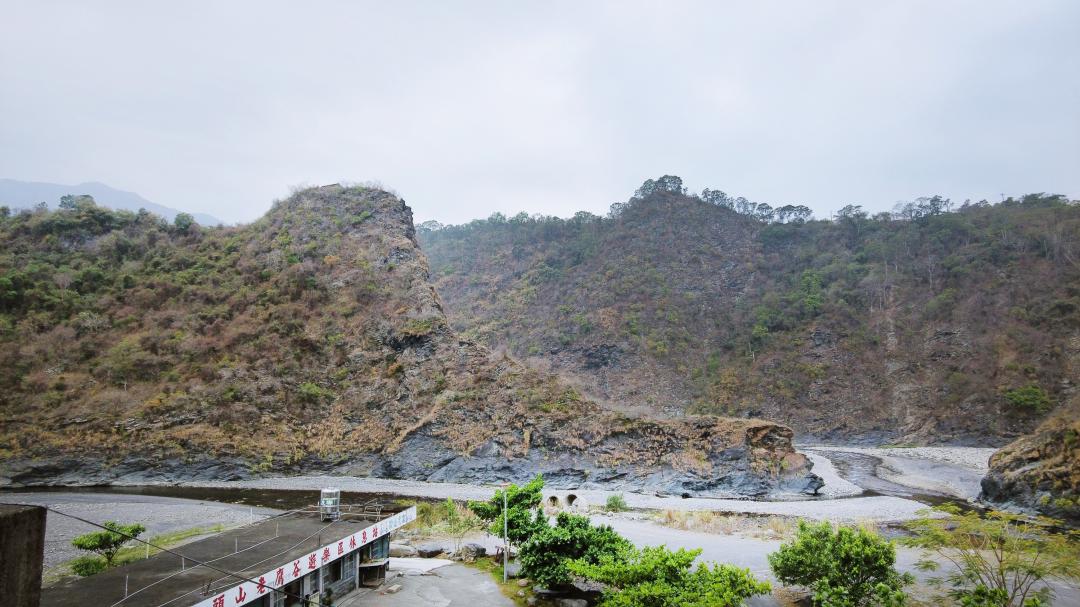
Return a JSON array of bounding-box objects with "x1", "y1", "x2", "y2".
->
[{"x1": 191, "y1": 506, "x2": 416, "y2": 607}]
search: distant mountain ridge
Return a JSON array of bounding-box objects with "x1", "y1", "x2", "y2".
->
[{"x1": 0, "y1": 178, "x2": 223, "y2": 226}]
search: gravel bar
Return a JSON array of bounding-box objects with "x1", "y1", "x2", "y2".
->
[{"x1": 176, "y1": 474, "x2": 929, "y2": 523}]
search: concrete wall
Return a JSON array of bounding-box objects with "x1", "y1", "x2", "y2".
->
[{"x1": 0, "y1": 504, "x2": 46, "y2": 607}]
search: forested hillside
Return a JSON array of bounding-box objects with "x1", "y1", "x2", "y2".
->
[
  {"x1": 0, "y1": 186, "x2": 814, "y2": 496},
  {"x1": 420, "y1": 177, "x2": 1080, "y2": 445}
]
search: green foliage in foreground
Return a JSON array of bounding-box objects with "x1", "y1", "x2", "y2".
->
[
  {"x1": 768, "y1": 520, "x2": 911, "y2": 606},
  {"x1": 71, "y1": 521, "x2": 146, "y2": 567},
  {"x1": 468, "y1": 474, "x2": 546, "y2": 546},
  {"x1": 468, "y1": 476, "x2": 771, "y2": 604},
  {"x1": 518, "y1": 512, "x2": 629, "y2": 588},
  {"x1": 568, "y1": 544, "x2": 771, "y2": 607},
  {"x1": 903, "y1": 505, "x2": 1080, "y2": 607}
]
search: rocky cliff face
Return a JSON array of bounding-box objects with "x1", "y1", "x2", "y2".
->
[
  {"x1": 981, "y1": 336, "x2": 1080, "y2": 524},
  {"x1": 0, "y1": 186, "x2": 814, "y2": 496}
]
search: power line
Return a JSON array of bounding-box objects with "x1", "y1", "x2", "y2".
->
[
  {"x1": 149, "y1": 517, "x2": 346, "y2": 607},
  {"x1": 3, "y1": 502, "x2": 328, "y2": 607}
]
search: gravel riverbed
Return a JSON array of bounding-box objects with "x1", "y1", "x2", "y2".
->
[
  {"x1": 173, "y1": 473, "x2": 927, "y2": 522},
  {"x1": 805, "y1": 445, "x2": 995, "y2": 499},
  {"x1": 805, "y1": 445, "x2": 996, "y2": 471},
  {"x1": 3, "y1": 447, "x2": 996, "y2": 572},
  {"x1": 0, "y1": 492, "x2": 279, "y2": 569}
]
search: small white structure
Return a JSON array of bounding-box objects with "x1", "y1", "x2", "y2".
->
[{"x1": 320, "y1": 487, "x2": 341, "y2": 521}]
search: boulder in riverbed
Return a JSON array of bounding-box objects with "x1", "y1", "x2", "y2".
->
[{"x1": 389, "y1": 543, "x2": 418, "y2": 557}]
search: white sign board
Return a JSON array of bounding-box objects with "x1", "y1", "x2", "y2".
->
[{"x1": 191, "y1": 505, "x2": 416, "y2": 607}]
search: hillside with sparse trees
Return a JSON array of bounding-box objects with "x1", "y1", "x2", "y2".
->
[
  {"x1": 420, "y1": 176, "x2": 1080, "y2": 446},
  {"x1": 0, "y1": 185, "x2": 814, "y2": 497}
]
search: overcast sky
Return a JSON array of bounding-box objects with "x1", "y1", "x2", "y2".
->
[{"x1": 2, "y1": 1, "x2": 1078, "y2": 225}]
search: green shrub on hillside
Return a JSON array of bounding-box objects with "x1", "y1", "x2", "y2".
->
[
  {"x1": 297, "y1": 382, "x2": 334, "y2": 404},
  {"x1": 1003, "y1": 385, "x2": 1052, "y2": 414}
]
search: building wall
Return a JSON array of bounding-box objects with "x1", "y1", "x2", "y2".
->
[
  {"x1": 0, "y1": 505, "x2": 46, "y2": 607},
  {"x1": 320, "y1": 552, "x2": 357, "y2": 600}
]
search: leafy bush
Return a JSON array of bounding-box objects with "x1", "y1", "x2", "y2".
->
[
  {"x1": 605, "y1": 493, "x2": 628, "y2": 512},
  {"x1": 569, "y1": 544, "x2": 771, "y2": 607},
  {"x1": 296, "y1": 382, "x2": 334, "y2": 404},
  {"x1": 401, "y1": 317, "x2": 437, "y2": 337},
  {"x1": 903, "y1": 505, "x2": 1080, "y2": 607},
  {"x1": 1003, "y1": 385, "x2": 1052, "y2": 414},
  {"x1": 69, "y1": 555, "x2": 108, "y2": 577},
  {"x1": 519, "y1": 512, "x2": 629, "y2": 588},
  {"x1": 768, "y1": 520, "x2": 910, "y2": 606}
]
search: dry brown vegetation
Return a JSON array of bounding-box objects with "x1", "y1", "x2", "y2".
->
[
  {"x1": 0, "y1": 187, "x2": 807, "y2": 490},
  {"x1": 420, "y1": 185, "x2": 1080, "y2": 446}
]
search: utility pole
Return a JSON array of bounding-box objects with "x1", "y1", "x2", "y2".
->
[{"x1": 502, "y1": 485, "x2": 509, "y2": 583}]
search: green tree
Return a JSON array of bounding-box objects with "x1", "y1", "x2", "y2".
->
[
  {"x1": 101, "y1": 336, "x2": 155, "y2": 386},
  {"x1": 71, "y1": 521, "x2": 146, "y2": 567},
  {"x1": 467, "y1": 474, "x2": 546, "y2": 546},
  {"x1": 768, "y1": 520, "x2": 911, "y2": 606},
  {"x1": 799, "y1": 270, "x2": 824, "y2": 316},
  {"x1": 569, "y1": 544, "x2": 771, "y2": 607},
  {"x1": 519, "y1": 512, "x2": 630, "y2": 588},
  {"x1": 1003, "y1": 385, "x2": 1052, "y2": 414},
  {"x1": 173, "y1": 212, "x2": 195, "y2": 233},
  {"x1": 903, "y1": 505, "x2": 1080, "y2": 607}
]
